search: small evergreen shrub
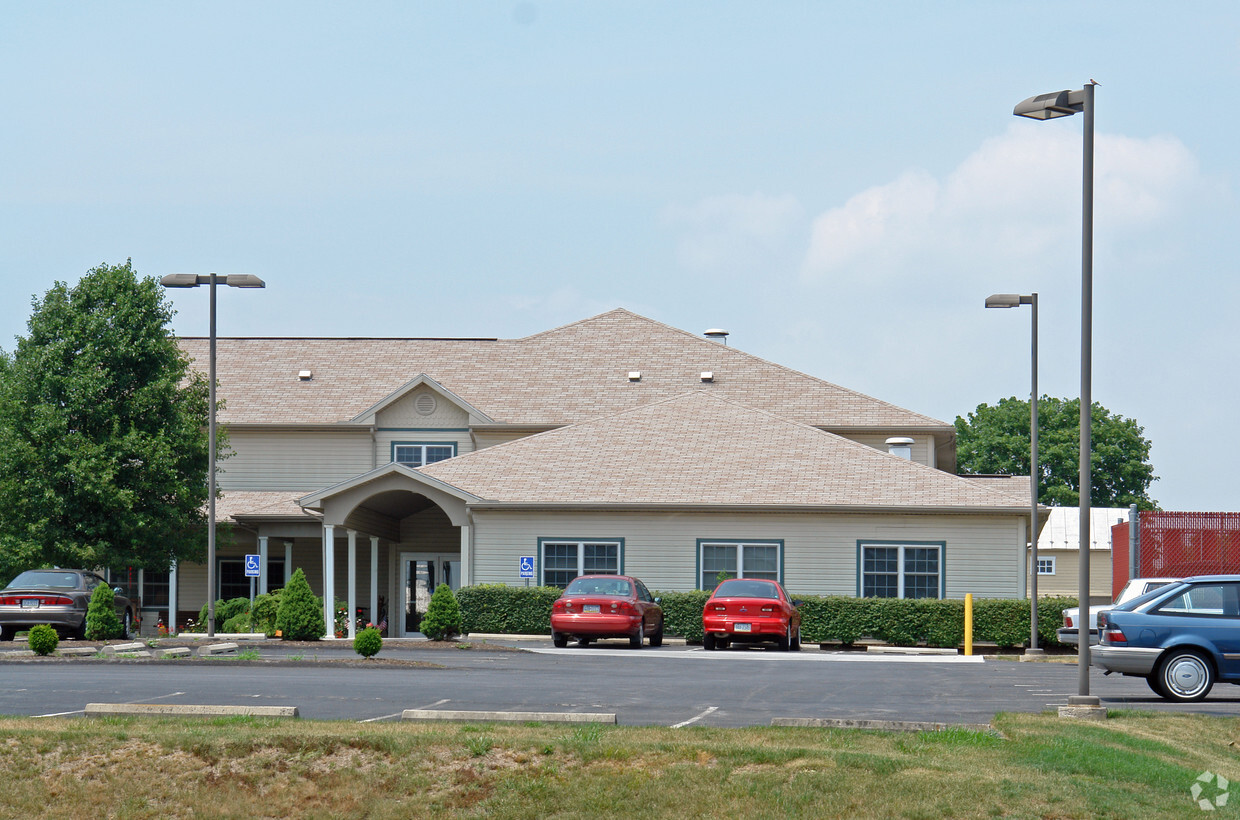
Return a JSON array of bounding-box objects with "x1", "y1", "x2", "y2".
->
[
  {"x1": 222, "y1": 613, "x2": 252, "y2": 633},
  {"x1": 275, "y1": 568, "x2": 325, "y2": 640},
  {"x1": 251, "y1": 591, "x2": 281, "y2": 636},
  {"x1": 419, "y1": 583, "x2": 461, "y2": 641},
  {"x1": 354, "y1": 626, "x2": 383, "y2": 658},
  {"x1": 27, "y1": 624, "x2": 59, "y2": 655},
  {"x1": 86, "y1": 584, "x2": 122, "y2": 641},
  {"x1": 198, "y1": 597, "x2": 251, "y2": 632}
]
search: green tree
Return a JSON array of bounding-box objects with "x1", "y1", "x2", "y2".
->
[
  {"x1": 0, "y1": 261, "x2": 214, "y2": 582},
  {"x1": 955, "y1": 396, "x2": 1157, "y2": 510},
  {"x1": 275, "y1": 568, "x2": 326, "y2": 640},
  {"x1": 419, "y1": 583, "x2": 461, "y2": 641}
]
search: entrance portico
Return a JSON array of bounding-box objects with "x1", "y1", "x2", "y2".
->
[{"x1": 299, "y1": 463, "x2": 480, "y2": 638}]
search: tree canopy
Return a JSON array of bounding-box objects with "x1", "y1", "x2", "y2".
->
[
  {"x1": 0, "y1": 261, "x2": 214, "y2": 582},
  {"x1": 955, "y1": 396, "x2": 1158, "y2": 510}
]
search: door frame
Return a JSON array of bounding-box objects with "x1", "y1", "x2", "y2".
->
[{"x1": 398, "y1": 552, "x2": 461, "y2": 637}]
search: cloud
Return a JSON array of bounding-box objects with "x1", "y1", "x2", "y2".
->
[
  {"x1": 799, "y1": 126, "x2": 1204, "y2": 283},
  {"x1": 662, "y1": 192, "x2": 802, "y2": 274}
]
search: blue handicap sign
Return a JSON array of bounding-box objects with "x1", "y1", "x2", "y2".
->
[
  {"x1": 244, "y1": 554, "x2": 261, "y2": 577},
  {"x1": 519, "y1": 556, "x2": 535, "y2": 578}
]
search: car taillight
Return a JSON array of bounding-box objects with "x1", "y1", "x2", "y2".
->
[
  {"x1": 1064, "y1": 614, "x2": 1074, "y2": 628},
  {"x1": 552, "y1": 600, "x2": 567, "y2": 612},
  {"x1": 712, "y1": 605, "x2": 726, "y2": 612},
  {"x1": 0, "y1": 595, "x2": 72, "y2": 606},
  {"x1": 760, "y1": 605, "x2": 775, "y2": 612},
  {"x1": 612, "y1": 601, "x2": 635, "y2": 614},
  {"x1": 1102, "y1": 627, "x2": 1127, "y2": 644}
]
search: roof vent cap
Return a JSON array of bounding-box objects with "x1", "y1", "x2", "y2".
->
[
  {"x1": 704, "y1": 329, "x2": 729, "y2": 345},
  {"x1": 298, "y1": 370, "x2": 313, "y2": 381},
  {"x1": 628, "y1": 371, "x2": 642, "y2": 382},
  {"x1": 700, "y1": 371, "x2": 715, "y2": 383},
  {"x1": 885, "y1": 437, "x2": 915, "y2": 459}
]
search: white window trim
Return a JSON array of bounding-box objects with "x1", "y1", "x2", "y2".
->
[
  {"x1": 859, "y1": 542, "x2": 944, "y2": 599},
  {"x1": 539, "y1": 539, "x2": 623, "y2": 586},
  {"x1": 1036, "y1": 556, "x2": 1056, "y2": 576},
  {"x1": 393, "y1": 442, "x2": 457, "y2": 467}
]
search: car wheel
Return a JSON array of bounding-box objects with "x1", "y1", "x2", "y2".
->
[
  {"x1": 0, "y1": 625, "x2": 14, "y2": 642},
  {"x1": 552, "y1": 632, "x2": 568, "y2": 648},
  {"x1": 1146, "y1": 675, "x2": 1168, "y2": 698},
  {"x1": 630, "y1": 622, "x2": 644, "y2": 649},
  {"x1": 791, "y1": 625, "x2": 802, "y2": 652},
  {"x1": 703, "y1": 633, "x2": 716, "y2": 651},
  {"x1": 1158, "y1": 649, "x2": 1214, "y2": 702},
  {"x1": 776, "y1": 624, "x2": 791, "y2": 652},
  {"x1": 649, "y1": 621, "x2": 663, "y2": 648}
]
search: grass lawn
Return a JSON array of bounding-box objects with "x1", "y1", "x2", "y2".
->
[{"x1": 1, "y1": 711, "x2": 1238, "y2": 818}]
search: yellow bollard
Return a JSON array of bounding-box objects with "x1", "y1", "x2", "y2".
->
[{"x1": 964, "y1": 593, "x2": 973, "y2": 656}]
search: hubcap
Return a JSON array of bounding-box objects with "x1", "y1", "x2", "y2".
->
[{"x1": 1167, "y1": 656, "x2": 1208, "y2": 697}]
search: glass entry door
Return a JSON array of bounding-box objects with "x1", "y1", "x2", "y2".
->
[{"x1": 400, "y1": 553, "x2": 461, "y2": 637}]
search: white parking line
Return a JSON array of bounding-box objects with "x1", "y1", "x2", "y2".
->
[
  {"x1": 528, "y1": 647, "x2": 984, "y2": 663},
  {"x1": 37, "y1": 690, "x2": 187, "y2": 718},
  {"x1": 671, "y1": 706, "x2": 718, "y2": 728},
  {"x1": 360, "y1": 697, "x2": 450, "y2": 723}
]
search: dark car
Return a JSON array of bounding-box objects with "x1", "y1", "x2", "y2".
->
[
  {"x1": 550, "y1": 574, "x2": 663, "y2": 648},
  {"x1": 702, "y1": 578, "x2": 802, "y2": 651},
  {"x1": 1094, "y1": 575, "x2": 1240, "y2": 702},
  {"x1": 0, "y1": 569, "x2": 138, "y2": 641}
]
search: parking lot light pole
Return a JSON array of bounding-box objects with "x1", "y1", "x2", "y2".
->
[
  {"x1": 985, "y1": 292, "x2": 1041, "y2": 655},
  {"x1": 1014, "y1": 82, "x2": 1096, "y2": 702},
  {"x1": 160, "y1": 273, "x2": 265, "y2": 637}
]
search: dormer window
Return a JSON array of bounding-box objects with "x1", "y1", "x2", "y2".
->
[{"x1": 393, "y1": 442, "x2": 457, "y2": 467}]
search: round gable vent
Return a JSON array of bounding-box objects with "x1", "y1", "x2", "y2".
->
[{"x1": 414, "y1": 393, "x2": 437, "y2": 416}]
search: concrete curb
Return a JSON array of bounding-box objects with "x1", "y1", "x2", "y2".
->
[
  {"x1": 85, "y1": 703, "x2": 299, "y2": 718},
  {"x1": 771, "y1": 717, "x2": 994, "y2": 733},
  {"x1": 155, "y1": 647, "x2": 192, "y2": 659},
  {"x1": 101, "y1": 643, "x2": 146, "y2": 656},
  {"x1": 197, "y1": 642, "x2": 240, "y2": 657},
  {"x1": 866, "y1": 646, "x2": 958, "y2": 656},
  {"x1": 401, "y1": 709, "x2": 616, "y2": 724}
]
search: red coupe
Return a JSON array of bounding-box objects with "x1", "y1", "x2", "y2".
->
[
  {"x1": 550, "y1": 574, "x2": 663, "y2": 648},
  {"x1": 702, "y1": 578, "x2": 802, "y2": 651}
]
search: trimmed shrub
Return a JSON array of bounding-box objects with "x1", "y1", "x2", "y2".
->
[
  {"x1": 85, "y1": 584, "x2": 122, "y2": 641},
  {"x1": 457, "y1": 584, "x2": 562, "y2": 635},
  {"x1": 198, "y1": 597, "x2": 251, "y2": 632},
  {"x1": 275, "y1": 568, "x2": 326, "y2": 641},
  {"x1": 222, "y1": 613, "x2": 252, "y2": 633},
  {"x1": 655, "y1": 590, "x2": 711, "y2": 643},
  {"x1": 28, "y1": 624, "x2": 59, "y2": 655},
  {"x1": 420, "y1": 584, "x2": 462, "y2": 641},
  {"x1": 251, "y1": 591, "x2": 281, "y2": 636},
  {"x1": 354, "y1": 626, "x2": 383, "y2": 658}
]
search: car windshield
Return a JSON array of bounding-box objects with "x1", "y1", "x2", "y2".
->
[
  {"x1": 5, "y1": 570, "x2": 81, "y2": 590},
  {"x1": 564, "y1": 577, "x2": 632, "y2": 596},
  {"x1": 713, "y1": 579, "x2": 779, "y2": 599}
]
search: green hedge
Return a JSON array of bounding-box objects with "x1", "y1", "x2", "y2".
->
[{"x1": 456, "y1": 584, "x2": 1078, "y2": 649}]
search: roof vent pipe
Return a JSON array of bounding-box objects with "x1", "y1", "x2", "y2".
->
[
  {"x1": 885, "y1": 437, "x2": 915, "y2": 460},
  {"x1": 704, "y1": 329, "x2": 729, "y2": 345}
]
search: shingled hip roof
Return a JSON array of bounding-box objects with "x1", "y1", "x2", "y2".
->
[{"x1": 417, "y1": 391, "x2": 1023, "y2": 511}]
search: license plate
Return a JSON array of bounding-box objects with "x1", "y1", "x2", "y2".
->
[
  {"x1": 583, "y1": 604, "x2": 600, "y2": 613},
  {"x1": 21, "y1": 599, "x2": 39, "y2": 609},
  {"x1": 734, "y1": 623, "x2": 751, "y2": 632}
]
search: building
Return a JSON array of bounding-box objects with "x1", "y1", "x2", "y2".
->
[
  {"x1": 144, "y1": 309, "x2": 1038, "y2": 636},
  {"x1": 1032, "y1": 506, "x2": 1129, "y2": 604}
]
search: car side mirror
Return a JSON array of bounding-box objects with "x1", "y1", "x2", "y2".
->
[
  {"x1": 113, "y1": 586, "x2": 125, "y2": 596},
  {"x1": 653, "y1": 597, "x2": 662, "y2": 604},
  {"x1": 792, "y1": 599, "x2": 803, "y2": 607}
]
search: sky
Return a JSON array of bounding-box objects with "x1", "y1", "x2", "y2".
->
[{"x1": 1, "y1": 3, "x2": 1237, "y2": 512}]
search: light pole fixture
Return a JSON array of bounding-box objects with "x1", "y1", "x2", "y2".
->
[
  {"x1": 1014, "y1": 81, "x2": 1096, "y2": 703},
  {"x1": 986, "y1": 292, "x2": 1041, "y2": 655},
  {"x1": 160, "y1": 273, "x2": 265, "y2": 637}
]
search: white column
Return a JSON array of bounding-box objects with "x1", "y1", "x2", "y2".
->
[
  {"x1": 347, "y1": 529, "x2": 358, "y2": 640},
  {"x1": 322, "y1": 524, "x2": 335, "y2": 636},
  {"x1": 369, "y1": 536, "x2": 379, "y2": 631},
  {"x1": 168, "y1": 560, "x2": 179, "y2": 635},
  {"x1": 460, "y1": 524, "x2": 472, "y2": 587},
  {"x1": 258, "y1": 535, "x2": 269, "y2": 595},
  {"x1": 284, "y1": 541, "x2": 293, "y2": 584}
]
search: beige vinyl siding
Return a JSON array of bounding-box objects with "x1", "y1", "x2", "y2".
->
[
  {"x1": 468, "y1": 510, "x2": 1025, "y2": 598},
  {"x1": 375, "y1": 387, "x2": 470, "y2": 428},
  {"x1": 472, "y1": 429, "x2": 541, "y2": 450},
  {"x1": 841, "y1": 434, "x2": 933, "y2": 467},
  {"x1": 1033, "y1": 548, "x2": 1113, "y2": 602},
  {"x1": 221, "y1": 430, "x2": 373, "y2": 491}
]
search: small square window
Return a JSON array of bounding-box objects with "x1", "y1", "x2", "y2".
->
[{"x1": 1036, "y1": 557, "x2": 1056, "y2": 576}]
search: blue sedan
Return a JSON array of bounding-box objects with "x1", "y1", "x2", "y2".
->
[{"x1": 1094, "y1": 575, "x2": 1240, "y2": 702}]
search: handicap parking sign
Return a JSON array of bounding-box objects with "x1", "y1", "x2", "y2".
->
[
  {"x1": 244, "y1": 554, "x2": 261, "y2": 577},
  {"x1": 519, "y1": 556, "x2": 535, "y2": 578}
]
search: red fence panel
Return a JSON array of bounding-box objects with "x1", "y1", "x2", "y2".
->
[{"x1": 1136, "y1": 512, "x2": 1240, "y2": 580}]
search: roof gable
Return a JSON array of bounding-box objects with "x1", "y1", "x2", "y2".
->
[{"x1": 352, "y1": 374, "x2": 495, "y2": 425}]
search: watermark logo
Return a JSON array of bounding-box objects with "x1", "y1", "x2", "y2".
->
[{"x1": 1192, "y1": 771, "x2": 1229, "y2": 811}]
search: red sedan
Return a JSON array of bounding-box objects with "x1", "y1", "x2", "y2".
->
[
  {"x1": 550, "y1": 574, "x2": 663, "y2": 648},
  {"x1": 702, "y1": 578, "x2": 802, "y2": 651}
]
